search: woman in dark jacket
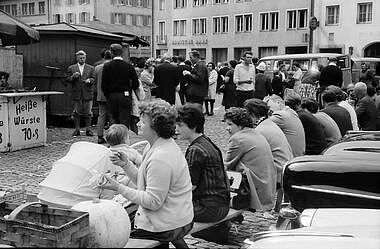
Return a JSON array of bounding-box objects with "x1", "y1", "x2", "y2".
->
[{"x1": 221, "y1": 60, "x2": 238, "y2": 120}]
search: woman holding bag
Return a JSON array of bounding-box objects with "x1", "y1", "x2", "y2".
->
[{"x1": 224, "y1": 107, "x2": 276, "y2": 213}]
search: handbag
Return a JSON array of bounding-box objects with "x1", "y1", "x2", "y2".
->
[{"x1": 227, "y1": 170, "x2": 251, "y2": 210}]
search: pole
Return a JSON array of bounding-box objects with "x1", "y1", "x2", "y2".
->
[
  {"x1": 151, "y1": 0, "x2": 154, "y2": 57},
  {"x1": 309, "y1": 0, "x2": 315, "y2": 53}
]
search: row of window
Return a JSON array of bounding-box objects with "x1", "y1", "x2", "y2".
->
[
  {"x1": 111, "y1": 13, "x2": 152, "y2": 26},
  {"x1": 111, "y1": 0, "x2": 152, "y2": 8},
  {"x1": 160, "y1": 0, "x2": 251, "y2": 10},
  {"x1": 0, "y1": 2, "x2": 45, "y2": 16},
  {"x1": 327, "y1": 2, "x2": 372, "y2": 24},
  {"x1": 54, "y1": 0, "x2": 90, "y2": 6},
  {"x1": 159, "y1": 9, "x2": 308, "y2": 38},
  {"x1": 53, "y1": 12, "x2": 90, "y2": 23}
]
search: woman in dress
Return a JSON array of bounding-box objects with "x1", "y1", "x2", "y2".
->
[
  {"x1": 140, "y1": 59, "x2": 155, "y2": 101},
  {"x1": 204, "y1": 62, "x2": 218, "y2": 116},
  {"x1": 221, "y1": 60, "x2": 238, "y2": 120}
]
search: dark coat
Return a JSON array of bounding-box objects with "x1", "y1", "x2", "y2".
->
[
  {"x1": 319, "y1": 65, "x2": 343, "y2": 89},
  {"x1": 177, "y1": 64, "x2": 192, "y2": 92},
  {"x1": 66, "y1": 63, "x2": 95, "y2": 101},
  {"x1": 321, "y1": 103, "x2": 353, "y2": 136},
  {"x1": 254, "y1": 73, "x2": 272, "y2": 100},
  {"x1": 184, "y1": 60, "x2": 209, "y2": 98},
  {"x1": 153, "y1": 62, "x2": 179, "y2": 105},
  {"x1": 356, "y1": 96, "x2": 378, "y2": 131}
]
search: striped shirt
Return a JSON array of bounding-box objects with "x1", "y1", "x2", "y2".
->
[{"x1": 185, "y1": 135, "x2": 230, "y2": 207}]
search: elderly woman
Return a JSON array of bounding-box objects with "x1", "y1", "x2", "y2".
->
[
  {"x1": 224, "y1": 107, "x2": 276, "y2": 212},
  {"x1": 100, "y1": 99, "x2": 194, "y2": 248},
  {"x1": 204, "y1": 62, "x2": 218, "y2": 116},
  {"x1": 140, "y1": 59, "x2": 155, "y2": 101}
]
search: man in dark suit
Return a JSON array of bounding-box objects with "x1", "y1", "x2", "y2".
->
[
  {"x1": 319, "y1": 57, "x2": 343, "y2": 90},
  {"x1": 177, "y1": 55, "x2": 192, "y2": 105},
  {"x1": 183, "y1": 50, "x2": 209, "y2": 105},
  {"x1": 101, "y1": 44, "x2": 139, "y2": 129},
  {"x1": 153, "y1": 54, "x2": 179, "y2": 105},
  {"x1": 66, "y1": 50, "x2": 95, "y2": 137},
  {"x1": 354, "y1": 82, "x2": 378, "y2": 131},
  {"x1": 321, "y1": 90, "x2": 353, "y2": 136}
]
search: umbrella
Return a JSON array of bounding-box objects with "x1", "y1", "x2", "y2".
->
[{"x1": 0, "y1": 9, "x2": 40, "y2": 46}]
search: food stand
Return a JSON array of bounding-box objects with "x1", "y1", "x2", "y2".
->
[{"x1": 0, "y1": 91, "x2": 62, "y2": 152}]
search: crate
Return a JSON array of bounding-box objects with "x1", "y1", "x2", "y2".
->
[{"x1": 0, "y1": 202, "x2": 89, "y2": 247}]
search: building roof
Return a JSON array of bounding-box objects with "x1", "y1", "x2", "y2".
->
[{"x1": 34, "y1": 22, "x2": 126, "y2": 42}]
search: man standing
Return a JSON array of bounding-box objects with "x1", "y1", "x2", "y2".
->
[
  {"x1": 319, "y1": 57, "x2": 343, "y2": 90},
  {"x1": 153, "y1": 54, "x2": 179, "y2": 105},
  {"x1": 353, "y1": 82, "x2": 378, "y2": 131},
  {"x1": 183, "y1": 50, "x2": 209, "y2": 105},
  {"x1": 101, "y1": 44, "x2": 139, "y2": 129},
  {"x1": 254, "y1": 62, "x2": 272, "y2": 100},
  {"x1": 66, "y1": 50, "x2": 95, "y2": 137},
  {"x1": 177, "y1": 55, "x2": 192, "y2": 105},
  {"x1": 233, "y1": 51, "x2": 256, "y2": 107},
  {"x1": 94, "y1": 49, "x2": 112, "y2": 144}
]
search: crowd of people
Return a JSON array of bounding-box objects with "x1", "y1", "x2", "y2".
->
[{"x1": 63, "y1": 46, "x2": 380, "y2": 248}]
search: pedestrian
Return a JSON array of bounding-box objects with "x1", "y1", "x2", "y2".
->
[
  {"x1": 153, "y1": 54, "x2": 179, "y2": 105},
  {"x1": 66, "y1": 50, "x2": 95, "y2": 137},
  {"x1": 204, "y1": 62, "x2": 218, "y2": 116},
  {"x1": 0, "y1": 71, "x2": 12, "y2": 91},
  {"x1": 264, "y1": 94, "x2": 306, "y2": 157},
  {"x1": 353, "y1": 82, "x2": 378, "y2": 131},
  {"x1": 254, "y1": 62, "x2": 272, "y2": 100},
  {"x1": 320, "y1": 89, "x2": 353, "y2": 136},
  {"x1": 221, "y1": 60, "x2": 238, "y2": 120},
  {"x1": 291, "y1": 63, "x2": 303, "y2": 93},
  {"x1": 140, "y1": 59, "x2": 155, "y2": 101},
  {"x1": 359, "y1": 63, "x2": 376, "y2": 88},
  {"x1": 319, "y1": 57, "x2": 343, "y2": 90},
  {"x1": 271, "y1": 69, "x2": 284, "y2": 98},
  {"x1": 285, "y1": 92, "x2": 327, "y2": 155},
  {"x1": 216, "y1": 62, "x2": 229, "y2": 93},
  {"x1": 99, "y1": 99, "x2": 193, "y2": 248},
  {"x1": 94, "y1": 49, "x2": 112, "y2": 144},
  {"x1": 224, "y1": 107, "x2": 276, "y2": 213},
  {"x1": 177, "y1": 55, "x2": 192, "y2": 105},
  {"x1": 176, "y1": 103, "x2": 230, "y2": 244},
  {"x1": 233, "y1": 51, "x2": 255, "y2": 107},
  {"x1": 244, "y1": 98, "x2": 293, "y2": 212},
  {"x1": 301, "y1": 98, "x2": 341, "y2": 145},
  {"x1": 101, "y1": 44, "x2": 139, "y2": 129},
  {"x1": 183, "y1": 50, "x2": 209, "y2": 105}
]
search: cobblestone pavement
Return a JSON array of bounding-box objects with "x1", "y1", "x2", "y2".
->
[{"x1": 0, "y1": 96, "x2": 277, "y2": 248}]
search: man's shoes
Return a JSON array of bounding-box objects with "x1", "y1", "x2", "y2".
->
[
  {"x1": 86, "y1": 129, "x2": 94, "y2": 136},
  {"x1": 72, "y1": 129, "x2": 80, "y2": 137},
  {"x1": 209, "y1": 112, "x2": 214, "y2": 116},
  {"x1": 98, "y1": 137, "x2": 107, "y2": 144}
]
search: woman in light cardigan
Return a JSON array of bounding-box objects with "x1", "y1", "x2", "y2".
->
[{"x1": 100, "y1": 99, "x2": 194, "y2": 248}]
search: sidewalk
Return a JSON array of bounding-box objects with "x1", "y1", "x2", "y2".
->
[{"x1": 0, "y1": 97, "x2": 277, "y2": 248}]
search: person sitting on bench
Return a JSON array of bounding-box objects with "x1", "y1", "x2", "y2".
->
[
  {"x1": 176, "y1": 103, "x2": 231, "y2": 243},
  {"x1": 100, "y1": 99, "x2": 193, "y2": 249}
]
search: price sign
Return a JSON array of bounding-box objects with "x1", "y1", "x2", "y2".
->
[{"x1": 8, "y1": 95, "x2": 46, "y2": 150}]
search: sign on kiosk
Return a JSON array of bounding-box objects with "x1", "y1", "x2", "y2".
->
[{"x1": 0, "y1": 91, "x2": 62, "y2": 152}]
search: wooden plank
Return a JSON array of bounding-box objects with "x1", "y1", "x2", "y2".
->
[
  {"x1": 124, "y1": 238, "x2": 161, "y2": 248},
  {"x1": 190, "y1": 209, "x2": 244, "y2": 234}
]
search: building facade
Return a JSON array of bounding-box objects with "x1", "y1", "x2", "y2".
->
[
  {"x1": 153, "y1": 0, "x2": 380, "y2": 63},
  {"x1": 0, "y1": 0, "x2": 49, "y2": 25}
]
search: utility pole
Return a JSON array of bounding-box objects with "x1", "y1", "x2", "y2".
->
[
  {"x1": 309, "y1": 0, "x2": 315, "y2": 53},
  {"x1": 151, "y1": 0, "x2": 154, "y2": 57}
]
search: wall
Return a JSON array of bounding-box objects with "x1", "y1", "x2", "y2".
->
[{"x1": 0, "y1": 47, "x2": 23, "y2": 89}]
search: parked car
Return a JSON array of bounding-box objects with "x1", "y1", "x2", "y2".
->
[{"x1": 243, "y1": 208, "x2": 380, "y2": 249}]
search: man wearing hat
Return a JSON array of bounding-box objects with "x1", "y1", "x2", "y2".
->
[
  {"x1": 66, "y1": 50, "x2": 95, "y2": 137},
  {"x1": 254, "y1": 62, "x2": 272, "y2": 100},
  {"x1": 101, "y1": 44, "x2": 139, "y2": 129},
  {"x1": 319, "y1": 57, "x2": 343, "y2": 90}
]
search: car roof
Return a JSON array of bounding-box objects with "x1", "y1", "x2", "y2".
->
[
  {"x1": 351, "y1": 57, "x2": 380, "y2": 62},
  {"x1": 323, "y1": 141, "x2": 380, "y2": 155},
  {"x1": 259, "y1": 53, "x2": 344, "y2": 61}
]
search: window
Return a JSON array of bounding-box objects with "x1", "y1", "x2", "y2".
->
[
  {"x1": 287, "y1": 9, "x2": 308, "y2": 29},
  {"x1": 111, "y1": 13, "x2": 125, "y2": 24},
  {"x1": 326, "y1": 5, "x2": 339, "y2": 25},
  {"x1": 39, "y1": 2, "x2": 45, "y2": 14},
  {"x1": 174, "y1": 0, "x2": 187, "y2": 8},
  {"x1": 260, "y1": 12, "x2": 278, "y2": 31},
  {"x1": 158, "y1": 21, "x2": 166, "y2": 42},
  {"x1": 213, "y1": 16, "x2": 228, "y2": 33},
  {"x1": 213, "y1": 0, "x2": 229, "y2": 4},
  {"x1": 0, "y1": 6, "x2": 4, "y2": 12},
  {"x1": 142, "y1": 15, "x2": 151, "y2": 26},
  {"x1": 29, "y1": 3, "x2": 35, "y2": 15},
  {"x1": 22, "y1": 3, "x2": 28, "y2": 15},
  {"x1": 235, "y1": 14, "x2": 252, "y2": 32},
  {"x1": 66, "y1": 0, "x2": 74, "y2": 6},
  {"x1": 258, "y1": 47, "x2": 278, "y2": 58},
  {"x1": 11, "y1": 4, "x2": 17, "y2": 16},
  {"x1": 192, "y1": 18, "x2": 207, "y2": 35},
  {"x1": 159, "y1": 0, "x2": 165, "y2": 10},
  {"x1": 53, "y1": 13, "x2": 62, "y2": 23},
  {"x1": 357, "y1": 2, "x2": 372, "y2": 23},
  {"x1": 79, "y1": 12, "x2": 90, "y2": 23},
  {"x1": 173, "y1": 20, "x2": 187, "y2": 36},
  {"x1": 193, "y1": 0, "x2": 206, "y2": 6},
  {"x1": 137, "y1": 15, "x2": 144, "y2": 25},
  {"x1": 66, "y1": 13, "x2": 76, "y2": 23},
  {"x1": 79, "y1": 0, "x2": 90, "y2": 4},
  {"x1": 3, "y1": 5, "x2": 10, "y2": 14}
]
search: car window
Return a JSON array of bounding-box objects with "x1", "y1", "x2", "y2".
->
[{"x1": 293, "y1": 59, "x2": 310, "y2": 71}]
